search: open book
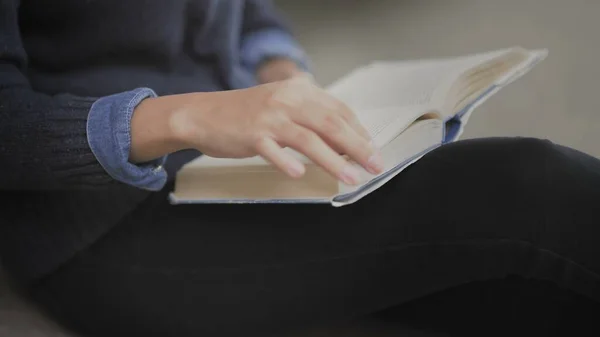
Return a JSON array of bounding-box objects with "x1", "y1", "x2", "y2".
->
[{"x1": 170, "y1": 47, "x2": 548, "y2": 206}]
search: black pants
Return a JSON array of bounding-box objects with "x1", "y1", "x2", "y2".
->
[{"x1": 28, "y1": 138, "x2": 600, "y2": 337}]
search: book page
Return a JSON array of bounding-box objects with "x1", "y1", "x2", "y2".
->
[
  {"x1": 358, "y1": 105, "x2": 436, "y2": 149},
  {"x1": 326, "y1": 62, "x2": 445, "y2": 112},
  {"x1": 452, "y1": 48, "x2": 547, "y2": 122},
  {"x1": 325, "y1": 48, "x2": 523, "y2": 131},
  {"x1": 333, "y1": 118, "x2": 444, "y2": 206},
  {"x1": 325, "y1": 62, "x2": 448, "y2": 148},
  {"x1": 443, "y1": 48, "x2": 547, "y2": 141}
]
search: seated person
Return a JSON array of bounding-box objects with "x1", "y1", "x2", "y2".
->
[{"x1": 1, "y1": 0, "x2": 598, "y2": 336}]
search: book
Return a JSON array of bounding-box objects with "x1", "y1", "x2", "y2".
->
[{"x1": 169, "y1": 46, "x2": 548, "y2": 206}]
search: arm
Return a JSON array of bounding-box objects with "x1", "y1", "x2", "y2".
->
[
  {"x1": 1, "y1": 0, "x2": 377, "y2": 191},
  {"x1": 131, "y1": 77, "x2": 381, "y2": 185},
  {"x1": 239, "y1": 0, "x2": 311, "y2": 83},
  {"x1": 0, "y1": 0, "x2": 176, "y2": 190}
]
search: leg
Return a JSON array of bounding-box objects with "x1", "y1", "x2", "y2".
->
[
  {"x1": 377, "y1": 276, "x2": 600, "y2": 336},
  {"x1": 28, "y1": 138, "x2": 600, "y2": 337}
]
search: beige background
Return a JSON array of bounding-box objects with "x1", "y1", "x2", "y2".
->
[
  {"x1": 1, "y1": 0, "x2": 598, "y2": 336},
  {"x1": 277, "y1": 0, "x2": 600, "y2": 158}
]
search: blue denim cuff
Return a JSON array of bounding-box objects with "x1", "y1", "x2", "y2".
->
[
  {"x1": 87, "y1": 88, "x2": 168, "y2": 191},
  {"x1": 240, "y1": 28, "x2": 311, "y2": 74}
]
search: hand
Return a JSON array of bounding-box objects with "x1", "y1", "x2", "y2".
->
[
  {"x1": 165, "y1": 76, "x2": 383, "y2": 185},
  {"x1": 256, "y1": 57, "x2": 307, "y2": 84}
]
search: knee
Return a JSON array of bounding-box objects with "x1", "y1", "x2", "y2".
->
[
  {"x1": 420, "y1": 136, "x2": 584, "y2": 191},
  {"x1": 446, "y1": 136, "x2": 563, "y2": 172},
  {"x1": 507, "y1": 137, "x2": 559, "y2": 163},
  {"x1": 490, "y1": 137, "x2": 596, "y2": 201},
  {"x1": 510, "y1": 137, "x2": 556, "y2": 152},
  {"x1": 497, "y1": 137, "x2": 563, "y2": 180},
  {"x1": 443, "y1": 137, "x2": 566, "y2": 189}
]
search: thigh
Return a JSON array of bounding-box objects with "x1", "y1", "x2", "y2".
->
[
  {"x1": 377, "y1": 277, "x2": 600, "y2": 336},
  {"x1": 30, "y1": 137, "x2": 600, "y2": 337}
]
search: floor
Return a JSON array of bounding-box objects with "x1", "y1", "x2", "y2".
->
[{"x1": 2, "y1": 0, "x2": 599, "y2": 336}]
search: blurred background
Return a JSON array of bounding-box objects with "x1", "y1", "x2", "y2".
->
[
  {"x1": 277, "y1": 0, "x2": 600, "y2": 158},
  {"x1": 1, "y1": 1, "x2": 599, "y2": 336}
]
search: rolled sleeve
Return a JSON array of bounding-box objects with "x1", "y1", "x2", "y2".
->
[
  {"x1": 87, "y1": 88, "x2": 168, "y2": 191},
  {"x1": 240, "y1": 28, "x2": 311, "y2": 74}
]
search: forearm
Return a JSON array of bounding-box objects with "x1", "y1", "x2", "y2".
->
[
  {"x1": 129, "y1": 91, "x2": 227, "y2": 163},
  {"x1": 0, "y1": 84, "x2": 173, "y2": 191},
  {"x1": 1, "y1": 0, "x2": 169, "y2": 191},
  {"x1": 129, "y1": 94, "x2": 191, "y2": 163},
  {"x1": 0, "y1": 87, "x2": 115, "y2": 189}
]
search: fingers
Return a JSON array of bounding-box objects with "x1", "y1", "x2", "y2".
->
[
  {"x1": 310, "y1": 93, "x2": 372, "y2": 142},
  {"x1": 336, "y1": 102, "x2": 372, "y2": 141},
  {"x1": 283, "y1": 77, "x2": 372, "y2": 142},
  {"x1": 292, "y1": 110, "x2": 384, "y2": 176},
  {"x1": 279, "y1": 124, "x2": 364, "y2": 185},
  {"x1": 255, "y1": 136, "x2": 306, "y2": 179},
  {"x1": 258, "y1": 78, "x2": 382, "y2": 184}
]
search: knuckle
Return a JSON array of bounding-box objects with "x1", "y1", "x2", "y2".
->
[
  {"x1": 291, "y1": 128, "x2": 316, "y2": 146},
  {"x1": 320, "y1": 113, "x2": 345, "y2": 135},
  {"x1": 331, "y1": 100, "x2": 352, "y2": 116},
  {"x1": 268, "y1": 81, "x2": 307, "y2": 108},
  {"x1": 343, "y1": 141, "x2": 370, "y2": 161},
  {"x1": 251, "y1": 133, "x2": 270, "y2": 151},
  {"x1": 256, "y1": 109, "x2": 291, "y2": 130},
  {"x1": 359, "y1": 141, "x2": 376, "y2": 158},
  {"x1": 336, "y1": 100, "x2": 352, "y2": 113},
  {"x1": 270, "y1": 112, "x2": 294, "y2": 131}
]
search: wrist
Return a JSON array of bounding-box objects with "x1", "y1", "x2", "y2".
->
[{"x1": 129, "y1": 95, "x2": 190, "y2": 163}]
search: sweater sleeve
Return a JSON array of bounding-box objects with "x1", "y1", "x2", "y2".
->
[
  {"x1": 240, "y1": 0, "x2": 310, "y2": 73},
  {"x1": 0, "y1": 0, "x2": 167, "y2": 190}
]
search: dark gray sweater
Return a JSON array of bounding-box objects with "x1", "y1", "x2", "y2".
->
[{"x1": 0, "y1": 0, "x2": 306, "y2": 283}]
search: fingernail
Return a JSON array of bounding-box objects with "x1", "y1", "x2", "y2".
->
[
  {"x1": 339, "y1": 165, "x2": 362, "y2": 185},
  {"x1": 287, "y1": 161, "x2": 305, "y2": 178},
  {"x1": 367, "y1": 152, "x2": 384, "y2": 174}
]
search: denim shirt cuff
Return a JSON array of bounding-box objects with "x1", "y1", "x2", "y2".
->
[
  {"x1": 87, "y1": 88, "x2": 168, "y2": 191},
  {"x1": 240, "y1": 28, "x2": 311, "y2": 75}
]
